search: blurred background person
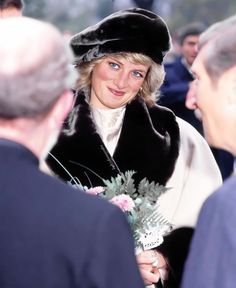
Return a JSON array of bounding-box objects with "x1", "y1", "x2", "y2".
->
[
  {"x1": 159, "y1": 22, "x2": 206, "y2": 134},
  {"x1": 0, "y1": 0, "x2": 24, "y2": 18}
]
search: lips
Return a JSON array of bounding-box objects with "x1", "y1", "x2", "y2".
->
[{"x1": 108, "y1": 87, "x2": 125, "y2": 97}]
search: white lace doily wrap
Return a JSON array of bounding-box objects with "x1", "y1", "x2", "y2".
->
[{"x1": 139, "y1": 231, "x2": 164, "y2": 251}]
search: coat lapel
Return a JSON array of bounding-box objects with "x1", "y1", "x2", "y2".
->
[{"x1": 114, "y1": 98, "x2": 179, "y2": 185}]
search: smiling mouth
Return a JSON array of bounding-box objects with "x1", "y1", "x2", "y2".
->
[{"x1": 108, "y1": 87, "x2": 125, "y2": 97}]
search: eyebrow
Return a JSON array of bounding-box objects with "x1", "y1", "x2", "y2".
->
[
  {"x1": 108, "y1": 56, "x2": 148, "y2": 72},
  {"x1": 108, "y1": 56, "x2": 122, "y2": 65}
]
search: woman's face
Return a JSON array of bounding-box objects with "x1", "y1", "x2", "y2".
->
[{"x1": 90, "y1": 56, "x2": 149, "y2": 109}]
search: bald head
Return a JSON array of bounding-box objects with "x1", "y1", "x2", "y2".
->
[
  {"x1": 0, "y1": 17, "x2": 75, "y2": 118},
  {"x1": 0, "y1": 17, "x2": 60, "y2": 73}
]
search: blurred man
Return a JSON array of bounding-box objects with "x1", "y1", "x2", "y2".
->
[
  {"x1": 159, "y1": 22, "x2": 206, "y2": 134},
  {"x1": 181, "y1": 15, "x2": 236, "y2": 288},
  {"x1": 0, "y1": 0, "x2": 23, "y2": 18},
  {"x1": 0, "y1": 17, "x2": 144, "y2": 288}
]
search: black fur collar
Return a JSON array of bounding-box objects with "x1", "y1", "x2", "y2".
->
[{"x1": 48, "y1": 92, "x2": 180, "y2": 187}]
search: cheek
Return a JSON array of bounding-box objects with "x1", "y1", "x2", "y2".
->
[
  {"x1": 196, "y1": 82, "x2": 210, "y2": 110},
  {"x1": 130, "y1": 79, "x2": 145, "y2": 93},
  {"x1": 94, "y1": 65, "x2": 114, "y2": 82},
  {"x1": 91, "y1": 69, "x2": 111, "y2": 93},
  {"x1": 200, "y1": 96, "x2": 219, "y2": 136}
]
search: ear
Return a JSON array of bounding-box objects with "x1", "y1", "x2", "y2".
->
[
  {"x1": 230, "y1": 66, "x2": 236, "y2": 105},
  {"x1": 48, "y1": 90, "x2": 74, "y2": 130},
  {"x1": 226, "y1": 66, "x2": 236, "y2": 106}
]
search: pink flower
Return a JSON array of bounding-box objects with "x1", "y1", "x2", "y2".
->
[
  {"x1": 86, "y1": 186, "x2": 104, "y2": 195},
  {"x1": 110, "y1": 194, "x2": 135, "y2": 212}
]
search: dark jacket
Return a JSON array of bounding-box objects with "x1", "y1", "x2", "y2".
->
[
  {"x1": 159, "y1": 56, "x2": 203, "y2": 134},
  {"x1": 47, "y1": 91, "x2": 180, "y2": 188},
  {"x1": 0, "y1": 139, "x2": 144, "y2": 288},
  {"x1": 182, "y1": 176, "x2": 236, "y2": 288}
]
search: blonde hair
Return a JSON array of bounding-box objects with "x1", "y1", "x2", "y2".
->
[{"x1": 75, "y1": 52, "x2": 165, "y2": 107}]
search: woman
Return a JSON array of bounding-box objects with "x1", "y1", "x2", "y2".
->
[{"x1": 47, "y1": 8, "x2": 222, "y2": 287}]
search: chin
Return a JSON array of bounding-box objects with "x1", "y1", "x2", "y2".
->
[
  {"x1": 203, "y1": 125, "x2": 214, "y2": 145},
  {"x1": 204, "y1": 130, "x2": 220, "y2": 149},
  {"x1": 105, "y1": 102, "x2": 124, "y2": 109}
]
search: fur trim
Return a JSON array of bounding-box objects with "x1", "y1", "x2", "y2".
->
[
  {"x1": 47, "y1": 92, "x2": 180, "y2": 188},
  {"x1": 70, "y1": 8, "x2": 171, "y2": 65}
]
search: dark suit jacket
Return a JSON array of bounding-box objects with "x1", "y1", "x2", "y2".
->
[
  {"x1": 159, "y1": 56, "x2": 203, "y2": 134},
  {"x1": 181, "y1": 175, "x2": 236, "y2": 288},
  {"x1": 0, "y1": 139, "x2": 144, "y2": 288}
]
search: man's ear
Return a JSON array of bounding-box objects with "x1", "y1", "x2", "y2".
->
[
  {"x1": 227, "y1": 66, "x2": 236, "y2": 106},
  {"x1": 49, "y1": 90, "x2": 74, "y2": 130}
]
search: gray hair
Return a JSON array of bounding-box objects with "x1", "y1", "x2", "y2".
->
[
  {"x1": 75, "y1": 52, "x2": 165, "y2": 107},
  {"x1": 0, "y1": 17, "x2": 76, "y2": 119},
  {"x1": 199, "y1": 15, "x2": 236, "y2": 82}
]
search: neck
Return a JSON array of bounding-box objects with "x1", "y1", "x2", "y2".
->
[{"x1": 0, "y1": 118, "x2": 47, "y2": 160}]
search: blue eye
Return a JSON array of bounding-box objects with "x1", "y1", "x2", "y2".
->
[
  {"x1": 132, "y1": 71, "x2": 144, "y2": 78},
  {"x1": 109, "y1": 62, "x2": 119, "y2": 70}
]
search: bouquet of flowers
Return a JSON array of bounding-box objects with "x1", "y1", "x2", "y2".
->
[
  {"x1": 49, "y1": 153, "x2": 172, "y2": 251},
  {"x1": 81, "y1": 170, "x2": 172, "y2": 252}
]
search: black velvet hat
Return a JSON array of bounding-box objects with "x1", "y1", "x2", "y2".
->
[{"x1": 70, "y1": 8, "x2": 171, "y2": 65}]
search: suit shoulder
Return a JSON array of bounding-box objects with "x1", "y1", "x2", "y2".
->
[
  {"x1": 164, "y1": 57, "x2": 182, "y2": 69},
  {"x1": 38, "y1": 170, "x2": 120, "y2": 218},
  {"x1": 209, "y1": 176, "x2": 236, "y2": 206}
]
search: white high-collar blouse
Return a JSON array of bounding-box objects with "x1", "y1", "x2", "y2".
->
[{"x1": 91, "y1": 105, "x2": 126, "y2": 156}]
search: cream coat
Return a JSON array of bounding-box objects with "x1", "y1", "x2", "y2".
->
[{"x1": 158, "y1": 117, "x2": 222, "y2": 227}]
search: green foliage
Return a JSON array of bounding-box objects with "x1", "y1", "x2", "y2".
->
[
  {"x1": 102, "y1": 170, "x2": 172, "y2": 250},
  {"x1": 138, "y1": 178, "x2": 170, "y2": 204},
  {"x1": 102, "y1": 170, "x2": 136, "y2": 199}
]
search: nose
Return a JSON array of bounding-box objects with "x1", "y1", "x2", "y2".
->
[
  {"x1": 113, "y1": 70, "x2": 129, "y2": 89},
  {"x1": 192, "y1": 43, "x2": 199, "y2": 54},
  {"x1": 185, "y1": 80, "x2": 198, "y2": 110}
]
